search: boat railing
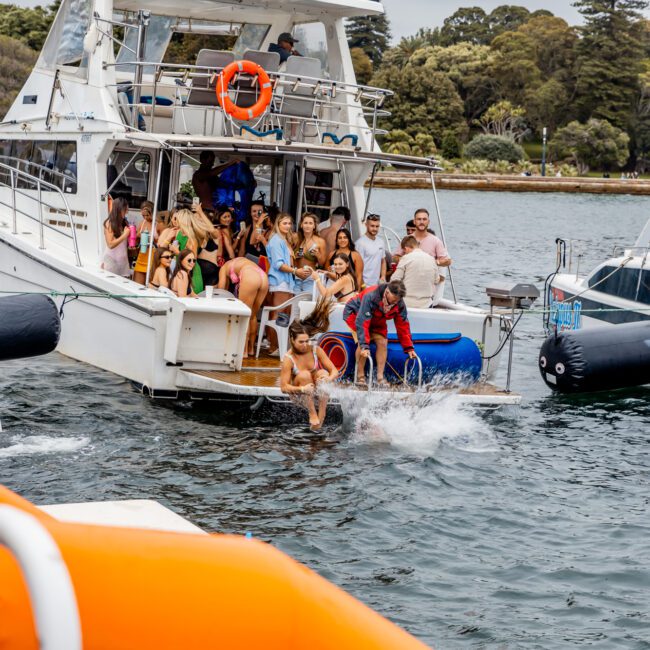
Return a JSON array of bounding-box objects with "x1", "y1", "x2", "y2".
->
[
  {"x1": 612, "y1": 244, "x2": 650, "y2": 258},
  {"x1": 0, "y1": 155, "x2": 76, "y2": 195},
  {"x1": 0, "y1": 161, "x2": 82, "y2": 266},
  {"x1": 106, "y1": 60, "x2": 392, "y2": 147}
]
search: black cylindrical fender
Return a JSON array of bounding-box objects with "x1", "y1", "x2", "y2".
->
[
  {"x1": 539, "y1": 322, "x2": 650, "y2": 393},
  {"x1": 0, "y1": 294, "x2": 61, "y2": 361}
]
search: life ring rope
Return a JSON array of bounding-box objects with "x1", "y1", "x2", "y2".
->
[{"x1": 216, "y1": 60, "x2": 273, "y2": 122}]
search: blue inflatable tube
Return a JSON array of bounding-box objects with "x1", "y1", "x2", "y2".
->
[{"x1": 318, "y1": 332, "x2": 482, "y2": 384}]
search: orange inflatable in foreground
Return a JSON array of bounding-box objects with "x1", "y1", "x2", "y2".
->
[{"x1": 0, "y1": 486, "x2": 430, "y2": 649}]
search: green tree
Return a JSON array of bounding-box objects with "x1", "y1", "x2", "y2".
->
[
  {"x1": 524, "y1": 78, "x2": 570, "y2": 132},
  {"x1": 0, "y1": 34, "x2": 37, "y2": 118},
  {"x1": 0, "y1": 3, "x2": 55, "y2": 51},
  {"x1": 346, "y1": 6, "x2": 391, "y2": 66},
  {"x1": 413, "y1": 42, "x2": 496, "y2": 121},
  {"x1": 486, "y1": 5, "x2": 531, "y2": 40},
  {"x1": 476, "y1": 100, "x2": 528, "y2": 141},
  {"x1": 464, "y1": 134, "x2": 526, "y2": 162},
  {"x1": 517, "y1": 15, "x2": 577, "y2": 79},
  {"x1": 549, "y1": 118, "x2": 630, "y2": 174},
  {"x1": 381, "y1": 130, "x2": 437, "y2": 157},
  {"x1": 573, "y1": 0, "x2": 649, "y2": 130},
  {"x1": 440, "y1": 7, "x2": 489, "y2": 45},
  {"x1": 441, "y1": 130, "x2": 462, "y2": 158},
  {"x1": 350, "y1": 47, "x2": 372, "y2": 85},
  {"x1": 371, "y1": 64, "x2": 467, "y2": 145},
  {"x1": 490, "y1": 30, "x2": 541, "y2": 106}
]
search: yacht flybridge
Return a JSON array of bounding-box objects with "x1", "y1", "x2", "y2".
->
[{"x1": 0, "y1": 0, "x2": 522, "y2": 409}]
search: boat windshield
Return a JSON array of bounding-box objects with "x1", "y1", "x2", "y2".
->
[{"x1": 115, "y1": 15, "x2": 271, "y2": 72}]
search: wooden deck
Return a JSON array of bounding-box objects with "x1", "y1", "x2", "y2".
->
[{"x1": 185, "y1": 355, "x2": 513, "y2": 398}]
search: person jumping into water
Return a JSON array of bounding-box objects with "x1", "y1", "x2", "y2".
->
[
  {"x1": 280, "y1": 298, "x2": 338, "y2": 430},
  {"x1": 343, "y1": 280, "x2": 416, "y2": 387}
]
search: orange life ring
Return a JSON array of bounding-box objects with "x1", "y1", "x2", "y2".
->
[
  {"x1": 216, "y1": 60, "x2": 273, "y2": 121},
  {"x1": 0, "y1": 485, "x2": 429, "y2": 650}
]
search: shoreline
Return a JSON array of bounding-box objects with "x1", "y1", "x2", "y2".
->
[{"x1": 369, "y1": 171, "x2": 650, "y2": 195}]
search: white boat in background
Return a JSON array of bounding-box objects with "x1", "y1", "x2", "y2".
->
[
  {"x1": 0, "y1": 0, "x2": 525, "y2": 409},
  {"x1": 548, "y1": 218, "x2": 650, "y2": 331}
]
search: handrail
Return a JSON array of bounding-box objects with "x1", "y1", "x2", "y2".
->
[
  {"x1": 106, "y1": 59, "x2": 392, "y2": 145},
  {"x1": 355, "y1": 353, "x2": 374, "y2": 390},
  {"x1": 0, "y1": 155, "x2": 76, "y2": 194},
  {"x1": 403, "y1": 355, "x2": 423, "y2": 390},
  {"x1": 0, "y1": 161, "x2": 82, "y2": 266},
  {"x1": 0, "y1": 505, "x2": 82, "y2": 650}
]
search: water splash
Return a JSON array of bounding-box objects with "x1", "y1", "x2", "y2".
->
[
  {"x1": 325, "y1": 385, "x2": 497, "y2": 457},
  {"x1": 0, "y1": 435, "x2": 90, "y2": 458}
]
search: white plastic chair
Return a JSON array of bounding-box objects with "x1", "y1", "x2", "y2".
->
[{"x1": 256, "y1": 292, "x2": 311, "y2": 358}]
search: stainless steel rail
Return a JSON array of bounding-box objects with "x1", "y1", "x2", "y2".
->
[
  {"x1": 0, "y1": 162, "x2": 82, "y2": 266},
  {"x1": 107, "y1": 60, "x2": 393, "y2": 145}
]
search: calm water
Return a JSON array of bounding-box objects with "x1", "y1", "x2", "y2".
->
[{"x1": 2, "y1": 189, "x2": 650, "y2": 648}]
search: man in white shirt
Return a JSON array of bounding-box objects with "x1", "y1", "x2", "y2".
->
[
  {"x1": 355, "y1": 213, "x2": 386, "y2": 287},
  {"x1": 391, "y1": 236, "x2": 440, "y2": 308}
]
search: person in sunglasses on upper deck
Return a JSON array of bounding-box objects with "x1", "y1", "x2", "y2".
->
[{"x1": 268, "y1": 32, "x2": 302, "y2": 64}]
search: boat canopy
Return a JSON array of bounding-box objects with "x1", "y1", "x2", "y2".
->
[
  {"x1": 114, "y1": 0, "x2": 384, "y2": 21},
  {"x1": 123, "y1": 133, "x2": 441, "y2": 171}
]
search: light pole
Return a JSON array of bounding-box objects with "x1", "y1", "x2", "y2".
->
[{"x1": 541, "y1": 127, "x2": 548, "y2": 177}]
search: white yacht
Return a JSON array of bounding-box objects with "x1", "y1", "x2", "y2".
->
[
  {"x1": 548, "y1": 219, "x2": 650, "y2": 331},
  {"x1": 0, "y1": 0, "x2": 522, "y2": 408}
]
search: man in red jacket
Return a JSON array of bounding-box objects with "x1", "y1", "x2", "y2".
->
[{"x1": 343, "y1": 280, "x2": 416, "y2": 386}]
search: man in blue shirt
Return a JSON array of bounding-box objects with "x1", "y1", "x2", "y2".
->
[{"x1": 268, "y1": 32, "x2": 301, "y2": 63}]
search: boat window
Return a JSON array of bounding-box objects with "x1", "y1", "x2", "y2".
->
[
  {"x1": 12, "y1": 140, "x2": 33, "y2": 189},
  {"x1": 635, "y1": 270, "x2": 650, "y2": 304},
  {"x1": 107, "y1": 151, "x2": 151, "y2": 209},
  {"x1": 232, "y1": 24, "x2": 271, "y2": 58},
  {"x1": 116, "y1": 14, "x2": 174, "y2": 75},
  {"x1": 588, "y1": 266, "x2": 640, "y2": 302},
  {"x1": 293, "y1": 22, "x2": 329, "y2": 76},
  {"x1": 54, "y1": 142, "x2": 78, "y2": 194},
  {"x1": 37, "y1": 0, "x2": 91, "y2": 77},
  {"x1": 0, "y1": 139, "x2": 13, "y2": 184}
]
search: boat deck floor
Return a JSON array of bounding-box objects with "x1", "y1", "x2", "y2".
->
[{"x1": 186, "y1": 353, "x2": 513, "y2": 398}]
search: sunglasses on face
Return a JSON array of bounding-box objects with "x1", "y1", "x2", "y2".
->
[
  {"x1": 161, "y1": 254, "x2": 173, "y2": 260},
  {"x1": 252, "y1": 209, "x2": 264, "y2": 215},
  {"x1": 186, "y1": 258, "x2": 196, "y2": 264}
]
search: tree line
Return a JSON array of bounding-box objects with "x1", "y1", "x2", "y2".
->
[{"x1": 348, "y1": 1, "x2": 650, "y2": 174}]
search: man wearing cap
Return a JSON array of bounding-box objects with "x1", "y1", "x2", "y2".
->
[{"x1": 268, "y1": 33, "x2": 302, "y2": 63}]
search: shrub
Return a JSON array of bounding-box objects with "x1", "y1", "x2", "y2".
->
[
  {"x1": 464, "y1": 134, "x2": 525, "y2": 163},
  {"x1": 441, "y1": 130, "x2": 462, "y2": 159}
]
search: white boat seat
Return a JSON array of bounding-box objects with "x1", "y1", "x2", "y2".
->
[
  {"x1": 186, "y1": 50, "x2": 235, "y2": 107},
  {"x1": 275, "y1": 56, "x2": 322, "y2": 119},
  {"x1": 256, "y1": 292, "x2": 311, "y2": 359},
  {"x1": 232, "y1": 50, "x2": 281, "y2": 109}
]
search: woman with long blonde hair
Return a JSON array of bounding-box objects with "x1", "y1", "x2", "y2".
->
[
  {"x1": 293, "y1": 212, "x2": 327, "y2": 296},
  {"x1": 171, "y1": 207, "x2": 211, "y2": 294}
]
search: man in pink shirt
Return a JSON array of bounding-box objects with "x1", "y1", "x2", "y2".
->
[{"x1": 412, "y1": 208, "x2": 452, "y2": 267}]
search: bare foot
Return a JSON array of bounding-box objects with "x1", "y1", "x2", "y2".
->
[{"x1": 309, "y1": 414, "x2": 321, "y2": 430}]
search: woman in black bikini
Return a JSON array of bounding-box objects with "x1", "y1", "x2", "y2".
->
[
  {"x1": 311, "y1": 253, "x2": 358, "y2": 303},
  {"x1": 197, "y1": 223, "x2": 235, "y2": 287},
  {"x1": 236, "y1": 201, "x2": 270, "y2": 264},
  {"x1": 280, "y1": 298, "x2": 337, "y2": 430},
  {"x1": 326, "y1": 228, "x2": 364, "y2": 291}
]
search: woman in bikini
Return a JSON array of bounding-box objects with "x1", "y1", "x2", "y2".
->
[
  {"x1": 293, "y1": 212, "x2": 327, "y2": 295},
  {"x1": 170, "y1": 248, "x2": 198, "y2": 298},
  {"x1": 280, "y1": 298, "x2": 337, "y2": 430},
  {"x1": 311, "y1": 252, "x2": 358, "y2": 303},
  {"x1": 326, "y1": 228, "x2": 364, "y2": 291},
  {"x1": 218, "y1": 257, "x2": 269, "y2": 357},
  {"x1": 197, "y1": 209, "x2": 235, "y2": 287},
  {"x1": 236, "y1": 201, "x2": 270, "y2": 264},
  {"x1": 148, "y1": 248, "x2": 173, "y2": 290}
]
